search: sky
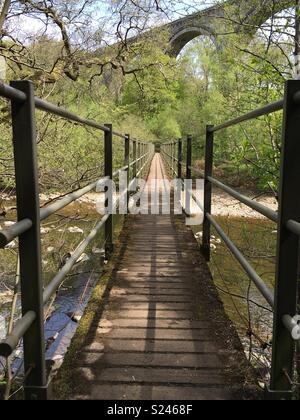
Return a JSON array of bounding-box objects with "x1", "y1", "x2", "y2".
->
[
  {"x1": 6, "y1": 0, "x2": 215, "y2": 44},
  {"x1": 4, "y1": 0, "x2": 295, "y2": 51}
]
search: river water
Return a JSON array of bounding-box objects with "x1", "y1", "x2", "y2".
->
[
  {"x1": 193, "y1": 216, "x2": 276, "y2": 382},
  {"x1": 0, "y1": 198, "x2": 123, "y2": 385}
]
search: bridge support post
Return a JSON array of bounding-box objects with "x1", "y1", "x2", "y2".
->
[
  {"x1": 269, "y1": 80, "x2": 300, "y2": 397},
  {"x1": 202, "y1": 125, "x2": 214, "y2": 262},
  {"x1": 173, "y1": 141, "x2": 176, "y2": 176},
  {"x1": 125, "y1": 134, "x2": 130, "y2": 211},
  {"x1": 142, "y1": 142, "x2": 145, "y2": 175},
  {"x1": 171, "y1": 143, "x2": 174, "y2": 174},
  {"x1": 133, "y1": 140, "x2": 137, "y2": 180},
  {"x1": 171, "y1": 142, "x2": 175, "y2": 178},
  {"x1": 141, "y1": 142, "x2": 143, "y2": 173},
  {"x1": 178, "y1": 139, "x2": 182, "y2": 181},
  {"x1": 11, "y1": 80, "x2": 48, "y2": 400},
  {"x1": 137, "y1": 141, "x2": 141, "y2": 175},
  {"x1": 105, "y1": 124, "x2": 114, "y2": 255},
  {"x1": 185, "y1": 135, "x2": 192, "y2": 216}
]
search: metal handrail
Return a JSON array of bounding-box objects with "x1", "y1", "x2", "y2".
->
[
  {"x1": 34, "y1": 97, "x2": 109, "y2": 132},
  {"x1": 0, "y1": 79, "x2": 155, "y2": 395},
  {"x1": 0, "y1": 83, "x2": 27, "y2": 102},
  {"x1": 160, "y1": 147, "x2": 179, "y2": 177},
  {"x1": 206, "y1": 213, "x2": 275, "y2": 307},
  {"x1": 43, "y1": 215, "x2": 109, "y2": 305},
  {"x1": 0, "y1": 219, "x2": 33, "y2": 248},
  {"x1": 164, "y1": 153, "x2": 276, "y2": 307},
  {"x1": 286, "y1": 219, "x2": 300, "y2": 237},
  {"x1": 112, "y1": 131, "x2": 127, "y2": 139},
  {"x1": 0, "y1": 158, "x2": 154, "y2": 358},
  {"x1": 2, "y1": 75, "x2": 299, "y2": 398},
  {"x1": 0, "y1": 77, "x2": 153, "y2": 250},
  {"x1": 207, "y1": 176, "x2": 278, "y2": 223},
  {"x1": 161, "y1": 149, "x2": 179, "y2": 163},
  {"x1": 0, "y1": 82, "x2": 149, "y2": 135},
  {"x1": 0, "y1": 82, "x2": 110, "y2": 132},
  {"x1": 161, "y1": 85, "x2": 300, "y2": 397},
  {"x1": 160, "y1": 149, "x2": 276, "y2": 308},
  {"x1": 189, "y1": 165, "x2": 300, "y2": 233},
  {"x1": 202, "y1": 83, "x2": 300, "y2": 396},
  {"x1": 0, "y1": 151, "x2": 153, "y2": 249},
  {"x1": 0, "y1": 311, "x2": 36, "y2": 358},
  {"x1": 40, "y1": 178, "x2": 109, "y2": 221},
  {"x1": 136, "y1": 151, "x2": 152, "y2": 178},
  {"x1": 0, "y1": 178, "x2": 109, "y2": 248},
  {"x1": 0, "y1": 150, "x2": 154, "y2": 358},
  {"x1": 210, "y1": 99, "x2": 284, "y2": 133}
]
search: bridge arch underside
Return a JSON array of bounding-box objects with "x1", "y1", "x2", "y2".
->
[
  {"x1": 167, "y1": 0, "x2": 295, "y2": 57},
  {"x1": 169, "y1": 26, "x2": 214, "y2": 57}
]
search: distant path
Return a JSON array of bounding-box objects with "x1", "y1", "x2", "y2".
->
[{"x1": 56, "y1": 154, "x2": 257, "y2": 400}]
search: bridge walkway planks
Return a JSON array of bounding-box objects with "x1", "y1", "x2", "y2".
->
[{"x1": 55, "y1": 154, "x2": 257, "y2": 400}]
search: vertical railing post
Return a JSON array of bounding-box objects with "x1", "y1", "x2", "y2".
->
[
  {"x1": 171, "y1": 142, "x2": 173, "y2": 175},
  {"x1": 105, "y1": 123, "x2": 113, "y2": 255},
  {"x1": 269, "y1": 80, "x2": 300, "y2": 398},
  {"x1": 173, "y1": 142, "x2": 175, "y2": 176},
  {"x1": 138, "y1": 141, "x2": 141, "y2": 175},
  {"x1": 11, "y1": 80, "x2": 47, "y2": 400},
  {"x1": 133, "y1": 140, "x2": 137, "y2": 179},
  {"x1": 166, "y1": 144, "x2": 169, "y2": 168},
  {"x1": 186, "y1": 135, "x2": 192, "y2": 216},
  {"x1": 125, "y1": 134, "x2": 130, "y2": 210},
  {"x1": 175, "y1": 141, "x2": 177, "y2": 175},
  {"x1": 142, "y1": 142, "x2": 145, "y2": 176},
  {"x1": 178, "y1": 139, "x2": 182, "y2": 180},
  {"x1": 174, "y1": 141, "x2": 178, "y2": 177},
  {"x1": 167, "y1": 144, "x2": 169, "y2": 168},
  {"x1": 140, "y1": 142, "x2": 143, "y2": 175},
  {"x1": 142, "y1": 142, "x2": 144, "y2": 175},
  {"x1": 186, "y1": 136, "x2": 192, "y2": 173},
  {"x1": 202, "y1": 125, "x2": 214, "y2": 262}
]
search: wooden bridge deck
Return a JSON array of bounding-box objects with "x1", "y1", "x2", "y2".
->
[{"x1": 55, "y1": 154, "x2": 256, "y2": 400}]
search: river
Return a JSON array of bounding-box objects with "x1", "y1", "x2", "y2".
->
[
  {"x1": 0, "y1": 198, "x2": 124, "y2": 388},
  {"x1": 193, "y1": 216, "x2": 276, "y2": 382}
]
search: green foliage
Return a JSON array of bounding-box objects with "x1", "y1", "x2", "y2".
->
[
  {"x1": 0, "y1": 20, "x2": 294, "y2": 194},
  {"x1": 147, "y1": 108, "x2": 181, "y2": 141},
  {"x1": 171, "y1": 33, "x2": 289, "y2": 192}
]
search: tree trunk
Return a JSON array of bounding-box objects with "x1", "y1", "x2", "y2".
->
[{"x1": 0, "y1": 0, "x2": 11, "y2": 33}]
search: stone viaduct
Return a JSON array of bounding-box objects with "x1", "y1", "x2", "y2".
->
[{"x1": 159, "y1": 0, "x2": 294, "y2": 56}]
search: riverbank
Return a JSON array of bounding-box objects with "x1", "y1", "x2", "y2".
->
[
  {"x1": 78, "y1": 188, "x2": 278, "y2": 220},
  {"x1": 211, "y1": 188, "x2": 277, "y2": 219},
  {"x1": 1, "y1": 184, "x2": 278, "y2": 222}
]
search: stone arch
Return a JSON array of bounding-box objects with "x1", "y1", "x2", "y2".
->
[
  {"x1": 166, "y1": 0, "x2": 294, "y2": 57},
  {"x1": 169, "y1": 26, "x2": 215, "y2": 57}
]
